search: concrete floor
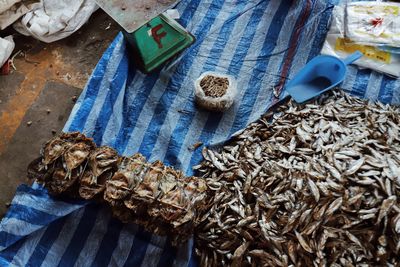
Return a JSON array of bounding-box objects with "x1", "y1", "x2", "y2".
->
[{"x1": 0, "y1": 10, "x2": 120, "y2": 217}]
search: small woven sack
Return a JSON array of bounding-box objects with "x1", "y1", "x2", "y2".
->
[{"x1": 194, "y1": 71, "x2": 237, "y2": 112}]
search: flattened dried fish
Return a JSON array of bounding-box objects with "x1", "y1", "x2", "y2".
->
[
  {"x1": 27, "y1": 133, "x2": 207, "y2": 245},
  {"x1": 79, "y1": 146, "x2": 119, "y2": 199}
]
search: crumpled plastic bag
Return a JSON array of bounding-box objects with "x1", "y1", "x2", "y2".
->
[
  {"x1": 0, "y1": 0, "x2": 20, "y2": 13},
  {"x1": 0, "y1": 35, "x2": 15, "y2": 67},
  {"x1": 0, "y1": 0, "x2": 37, "y2": 30},
  {"x1": 0, "y1": 3, "x2": 30, "y2": 30},
  {"x1": 13, "y1": 0, "x2": 98, "y2": 43}
]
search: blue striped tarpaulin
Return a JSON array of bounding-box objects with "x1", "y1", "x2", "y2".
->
[{"x1": 1, "y1": 0, "x2": 399, "y2": 266}]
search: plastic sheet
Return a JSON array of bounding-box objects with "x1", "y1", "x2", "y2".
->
[{"x1": 1, "y1": 0, "x2": 400, "y2": 266}]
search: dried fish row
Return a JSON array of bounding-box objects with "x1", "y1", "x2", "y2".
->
[
  {"x1": 27, "y1": 132, "x2": 207, "y2": 244},
  {"x1": 107, "y1": 158, "x2": 208, "y2": 243},
  {"x1": 195, "y1": 90, "x2": 400, "y2": 266}
]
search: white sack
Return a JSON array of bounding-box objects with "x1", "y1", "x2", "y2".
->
[
  {"x1": 345, "y1": 2, "x2": 400, "y2": 47},
  {"x1": 0, "y1": 3, "x2": 29, "y2": 30},
  {"x1": 0, "y1": 0, "x2": 36, "y2": 30},
  {"x1": 14, "y1": 0, "x2": 98, "y2": 43},
  {"x1": 0, "y1": 0, "x2": 20, "y2": 14},
  {"x1": 0, "y1": 35, "x2": 15, "y2": 67}
]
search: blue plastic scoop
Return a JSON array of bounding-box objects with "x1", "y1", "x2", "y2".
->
[{"x1": 284, "y1": 51, "x2": 363, "y2": 103}]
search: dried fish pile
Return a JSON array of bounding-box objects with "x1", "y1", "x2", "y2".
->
[
  {"x1": 27, "y1": 132, "x2": 207, "y2": 244},
  {"x1": 194, "y1": 91, "x2": 400, "y2": 266}
]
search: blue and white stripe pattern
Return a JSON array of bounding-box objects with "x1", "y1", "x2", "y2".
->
[{"x1": 1, "y1": 0, "x2": 399, "y2": 266}]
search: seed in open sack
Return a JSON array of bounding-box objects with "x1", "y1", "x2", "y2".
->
[
  {"x1": 200, "y1": 75, "x2": 229, "y2": 98},
  {"x1": 194, "y1": 71, "x2": 237, "y2": 112}
]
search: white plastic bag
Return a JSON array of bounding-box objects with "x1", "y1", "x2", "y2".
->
[
  {"x1": 0, "y1": 3, "x2": 29, "y2": 30},
  {"x1": 13, "y1": 0, "x2": 98, "y2": 43},
  {"x1": 321, "y1": 5, "x2": 400, "y2": 78},
  {"x1": 0, "y1": 0, "x2": 20, "y2": 14},
  {"x1": 0, "y1": 0, "x2": 36, "y2": 30},
  {"x1": 194, "y1": 71, "x2": 237, "y2": 112},
  {"x1": 345, "y1": 1, "x2": 400, "y2": 47},
  {"x1": 0, "y1": 35, "x2": 14, "y2": 67}
]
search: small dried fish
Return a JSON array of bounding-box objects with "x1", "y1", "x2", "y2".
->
[
  {"x1": 344, "y1": 158, "x2": 365, "y2": 176},
  {"x1": 307, "y1": 178, "x2": 320, "y2": 202},
  {"x1": 377, "y1": 196, "x2": 397, "y2": 224},
  {"x1": 195, "y1": 90, "x2": 400, "y2": 266},
  {"x1": 295, "y1": 231, "x2": 313, "y2": 253},
  {"x1": 231, "y1": 242, "x2": 250, "y2": 267},
  {"x1": 325, "y1": 197, "x2": 343, "y2": 217}
]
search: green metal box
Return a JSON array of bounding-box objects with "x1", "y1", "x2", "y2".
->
[{"x1": 123, "y1": 14, "x2": 195, "y2": 73}]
